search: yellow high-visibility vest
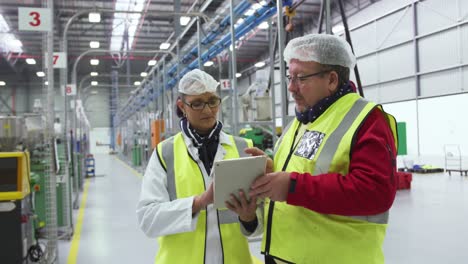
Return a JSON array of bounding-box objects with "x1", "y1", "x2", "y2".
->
[{"x1": 156, "y1": 132, "x2": 255, "y2": 264}]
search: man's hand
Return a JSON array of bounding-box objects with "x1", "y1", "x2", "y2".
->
[
  {"x1": 225, "y1": 189, "x2": 257, "y2": 222},
  {"x1": 249, "y1": 172, "x2": 291, "y2": 202},
  {"x1": 245, "y1": 147, "x2": 274, "y2": 173}
]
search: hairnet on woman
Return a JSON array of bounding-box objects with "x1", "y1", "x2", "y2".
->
[{"x1": 136, "y1": 69, "x2": 260, "y2": 263}]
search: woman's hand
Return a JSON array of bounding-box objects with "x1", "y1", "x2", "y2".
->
[
  {"x1": 245, "y1": 147, "x2": 274, "y2": 174},
  {"x1": 192, "y1": 182, "x2": 214, "y2": 215},
  {"x1": 225, "y1": 189, "x2": 257, "y2": 222}
]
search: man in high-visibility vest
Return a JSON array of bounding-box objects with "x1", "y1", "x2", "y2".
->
[{"x1": 226, "y1": 34, "x2": 398, "y2": 264}]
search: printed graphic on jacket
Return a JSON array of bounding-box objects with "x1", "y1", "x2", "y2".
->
[{"x1": 294, "y1": 130, "x2": 325, "y2": 160}]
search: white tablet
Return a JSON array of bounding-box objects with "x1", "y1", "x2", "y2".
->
[{"x1": 213, "y1": 155, "x2": 267, "y2": 209}]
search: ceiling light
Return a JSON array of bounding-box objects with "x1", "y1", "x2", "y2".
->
[
  {"x1": 180, "y1": 16, "x2": 191, "y2": 26},
  {"x1": 45, "y1": 81, "x2": 48, "y2": 85},
  {"x1": 26, "y1": 58, "x2": 36, "y2": 64},
  {"x1": 204, "y1": 61, "x2": 214, "y2": 67},
  {"x1": 140, "y1": 72, "x2": 148, "y2": 77},
  {"x1": 255, "y1": 61, "x2": 266, "y2": 68},
  {"x1": 236, "y1": 73, "x2": 242, "y2": 78},
  {"x1": 90, "y1": 41, "x2": 100, "y2": 48},
  {"x1": 91, "y1": 81, "x2": 98, "y2": 86},
  {"x1": 245, "y1": 9, "x2": 255, "y2": 16},
  {"x1": 258, "y1": 21, "x2": 269, "y2": 29},
  {"x1": 148, "y1": 60, "x2": 157, "y2": 66},
  {"x1": 332, "y1": 24, "x2": 345, "y2": 34},
  {"x1": 89, "y1": 12, "x2": 101, "y2": 23},
  {"x1": 134, "y1": 81, "x2": 141, "y2": 86},
  {"x1": 0, "y1": 81, "x2": 6, "y2": 86},
  {"x1": 253, "y1": 3, "x2": 262, "y2": 10},
  {"x1": 36, "y1": 71, "x2": 45, "y2": 77},
  {"x1": 91, "y1": 90, "x2": 99, "y2": 95},
  {"x1": 159, "y1": 42, "x2": 170, "y2": 50},
  {"x1": 90, "y1": 72, "x2": 98, "y2": 76},
  {"x1": 90, "y1": 59, "x2": 99, "y2": 65}
]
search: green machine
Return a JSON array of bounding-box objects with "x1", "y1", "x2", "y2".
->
[{"x1": 29, "y1": 141, "x2": 72, "y2": 232}]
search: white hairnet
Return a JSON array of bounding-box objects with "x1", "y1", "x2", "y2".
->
[
  {"x1": 283, "y1": 34, "x2": 356, "y2": 69},
  {"x1": 178, "y1": 69, "x2": 219, "y2": 95}
]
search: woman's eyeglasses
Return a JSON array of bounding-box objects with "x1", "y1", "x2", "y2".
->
[{"x1": 183, "y1": 97, "x2": 222, "y2": 110}]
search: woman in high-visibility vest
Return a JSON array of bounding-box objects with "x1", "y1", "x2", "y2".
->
[{"x1": 137, "y1": 69, "x2": 258, "y2": 264}]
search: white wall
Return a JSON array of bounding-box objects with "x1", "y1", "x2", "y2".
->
[
  {"x1": 383, "y1": 94, "x2": 468, "y2": 168},
  {"x1": 90, "y1": 127, "x2": 111, "y2": 154}
]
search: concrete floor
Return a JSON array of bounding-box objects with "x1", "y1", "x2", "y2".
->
[{"x1": 57, "y1": 154, "x2": 468, "y2": 264}]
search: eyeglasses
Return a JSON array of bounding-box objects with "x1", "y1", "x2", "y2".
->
[
  {"x1": 183, "y1": 97, "x2": 222, "y2": 110},
  {"x1": 286, "y1": 70, "x2": 329, "y2": 85}
]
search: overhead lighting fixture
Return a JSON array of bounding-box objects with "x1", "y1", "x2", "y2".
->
[
  {"x1": 26, "y1": 58, "x2": 36, "y2": 65},
  {"x1": 91, "y1": 90, "x2": 99, "y2": 95},
  {"x1": 90, "y1": 59, "x2": 99, "y2": 65},
  {"x1": 134, "y1": 81, "x2": 141, "y2": 86},
  {"x1": 204, "y1": 61, "x2": 214, "y2": 67},
  {"x1": 180, "y1": 16, "x2": 191, "y2": 26},
  {"x1": 0, "y1": 81, "x2": 6, "y2": 86},
  {"x1": 236, "y1": 73, "x2": 242, "y2": 78},
  {"x1": 140, "y1": 72, "x2": 148, "y2": 77},
  {"x1": 245, "y1": 9, "x2": 256, "y2": 16},
  {"x1": 148, "y1": 60, "x2": 157, "y2": 66},
  {"x1": 160, "y1": 42, "x2": 170, "y2": 50},
  {"x1": 89, "y1": 12, "x2": 101, "y2": 23},
  {"x1": 36, "y1": 71, "x2": 45, "y2": 77},
  {"x1": 258, "y1": 21, "x2": 269, "y2": 29},
  {"x1": 91, "y1": 81, "x2": 98, "y2": 86},
  {"x1": 90, "y1": 41, "x2": 100, "y2": 48},
  {"x1": 90, "y1": 72, "x2": 98, "y2": 76},
  {"x1": 332, "y1": 24, "x2": 345, "y2": 34},
  {"x1": 255, "y1": 61, "x2": 266, "y2": 68},
  {"x1": 45, "y1": 81, "x2": 48, "y2": 85},
  {"x1": 252, "y1": 3, "x2": 262, "y2": 10}
]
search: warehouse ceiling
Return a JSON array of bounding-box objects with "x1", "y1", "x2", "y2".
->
[{"x1": 0, "y1": 0, "x2": 380, "y2": 91}]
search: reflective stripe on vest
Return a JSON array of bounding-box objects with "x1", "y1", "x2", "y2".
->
[{"x1": 312, "y1": 98, "x2": 390, "y2": 224}]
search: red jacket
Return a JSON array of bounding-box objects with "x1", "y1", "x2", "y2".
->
[{"x1": 287, "y1": 108, "x2": 397, "y2": 216}]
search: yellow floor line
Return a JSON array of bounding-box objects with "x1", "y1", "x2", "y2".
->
[
  {"x1": 114, "y1": 156, "x2": 143, "y2": 178},
  {"x1": 253, "y1": 256, "x2": 264, "y2": 263},
  {"x1": 66, "y1": 179, "x2": 90, "y2": 264}
]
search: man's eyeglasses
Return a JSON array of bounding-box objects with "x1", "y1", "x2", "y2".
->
[
  {"x1": 183, "y1": 97, "x2": 222, "y2": 110},
  {"x1": 286, "y1": 70, "x2": 329, "y2": 85}
]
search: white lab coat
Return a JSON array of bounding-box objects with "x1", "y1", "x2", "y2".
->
[{"x1": 136, "y1": 130, "x2": 262, "y2": 264}]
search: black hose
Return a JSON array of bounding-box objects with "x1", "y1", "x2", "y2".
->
[
  {"x1": 337, "y1": 0, "x2": 365, "y2": 97},
  {"x1": 317, "y1": 0, "x2": 325, "y2": 33}
]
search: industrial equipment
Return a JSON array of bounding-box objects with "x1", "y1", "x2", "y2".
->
[{"x1": 0, "y1": 116, "x2": 37, "y2": 263}]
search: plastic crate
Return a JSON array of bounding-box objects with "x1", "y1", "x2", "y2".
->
[{"x1": 397, "y1": 172, "x2": 412, "y2": 190}]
